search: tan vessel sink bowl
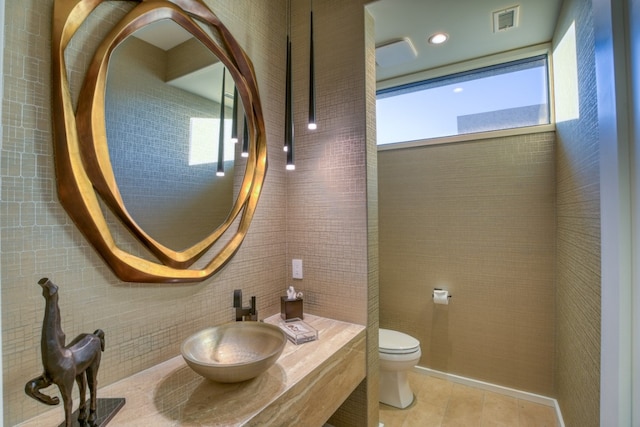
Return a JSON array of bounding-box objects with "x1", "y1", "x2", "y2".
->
[{"x1": 181, "y1": 322, "x2": 286, "y2": 383}]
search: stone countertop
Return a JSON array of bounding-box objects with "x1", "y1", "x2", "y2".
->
[{"x1": 20, "y1": 314, "x2": 366, "y2": 426}]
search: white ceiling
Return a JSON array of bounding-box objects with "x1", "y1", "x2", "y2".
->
[
  {"x1": 131, "y1": 1, "x2": 563, "y2": 96},
  {"x1": 366, "y1": 0, "x2": 563, "y2": 84},
  {"x1": 131, "y1": 19, "x2": 193, "y2": 50},
  {"x1": 130, "y1": 20, "x2": 234, "y2": 104}
]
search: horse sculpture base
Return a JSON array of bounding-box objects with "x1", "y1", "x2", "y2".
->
[{"x1": 56, "y1": 398, "x2": 125, "y2": 427}]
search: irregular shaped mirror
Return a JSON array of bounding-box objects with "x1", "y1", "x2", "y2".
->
[
  {"x1": 105, "y1": 20, "x2": 243, "y2": 252},
  {"x1": 52, "y1": 0, "x2": 267, "y2": 282}
]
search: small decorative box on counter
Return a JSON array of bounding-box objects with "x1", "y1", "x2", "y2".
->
[
  {"x1": 281, "y1": 297, "x2": 303, "y2": 321},
  {"x1": 281, "y1": 285, "x2": 304, "y2": 321},
  {"x1": 278, "y1": 318, "x2": 318, "y2": 345}
]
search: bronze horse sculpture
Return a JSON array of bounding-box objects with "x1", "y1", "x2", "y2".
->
[{"x1": 25, "y1": 278, "x2": 105, "y2": 426}]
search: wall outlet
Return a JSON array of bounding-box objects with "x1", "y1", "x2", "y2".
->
[{"x1": 292, "y1": 259, "x2": 303, "y2": 279}]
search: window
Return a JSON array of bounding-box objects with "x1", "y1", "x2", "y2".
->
[
  {"x1": 189, "y1": 117, "x2": 235, "y2": 166},
  {"x1": 376, "y1": 55, "x2": 550, "y2": 145}
]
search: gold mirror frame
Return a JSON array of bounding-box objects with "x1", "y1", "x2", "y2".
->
[{"x1": 52, "y1": 0, "x2": 267, "y2": 283}]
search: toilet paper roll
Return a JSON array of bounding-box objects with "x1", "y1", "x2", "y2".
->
[{"x1": 433, "y1": 289, "x2": 449, "y2": 305}]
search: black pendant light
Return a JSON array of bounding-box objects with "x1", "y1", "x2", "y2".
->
[
  {"x1": 241, "y1": 114, "x2": 249, "y2": 158},
  {"x1": 283, "y1": 0, "x2": 290, "y2": 155},
  {"x1": 308, "y1": 0, "x2": 316, "y2": 130},
  {"x1": 230, "y1": 86, "x2": 238, "y2": 143},
  {"x1": 217, "y1": 68, "x2": 226, "y2": 176},
  {"x1": 285, "y1": 0, "x2": 295, "y2": 170}
]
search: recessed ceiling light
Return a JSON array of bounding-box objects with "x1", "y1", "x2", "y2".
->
[
  {"x1": 453, "y1": 87, "x2": 463, "y2": 93},
  {"x1": 428, "y1": 32, "x2": 448, "y2": 45}
]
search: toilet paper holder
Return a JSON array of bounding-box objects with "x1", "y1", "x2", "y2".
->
[{"x1": 433, "y1": 288, "x2": 452, "y2": 298}]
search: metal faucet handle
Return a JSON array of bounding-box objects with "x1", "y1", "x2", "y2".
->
[
  {"x1": 233, "y1": 289, "x2": 242, "y2": 308},
  {"x1": 233, "y1": 290, "x2": 257, "y2": 321}
]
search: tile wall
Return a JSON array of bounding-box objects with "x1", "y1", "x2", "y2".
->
[
  {"x1": 285, "y1": 0, "x2": 378, "y2": 425},
  {"x1": 552, "y1": 0, "x2": 601, "y2": 424},
  {"x1": 378, "y1": 132, "x2": 556, "y2": 396}
]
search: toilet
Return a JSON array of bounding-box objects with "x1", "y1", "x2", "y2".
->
[{"x1": 378, "y1": 328, "x2": 422, "y2": 409}]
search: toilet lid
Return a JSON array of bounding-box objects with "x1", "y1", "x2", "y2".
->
[{"x1": 379, "y1": 328, "x2": 420, "y2": 354}]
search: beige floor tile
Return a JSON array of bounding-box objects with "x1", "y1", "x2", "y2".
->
[
  {"x1": 379, "y1": 372, "x2": 558, "y2": 427},
  {"x1": 441, "y1": 384, "x2": 484, "y2": 427},
  {"x1": 416, "y1": 375, "x2": 454, "y2": 408},
  {"x1": 481, "y1": 391, "x2": 519, "y2": 427},
  {"x1": 403, "y1": 395, "x2": 446, "y2": 427},
  {"x1": 380, "y1": 402, "x2": 410, "y2": 427},
  {"x1": 518, "y1": 400, "x2": 558, "y2": 427}
]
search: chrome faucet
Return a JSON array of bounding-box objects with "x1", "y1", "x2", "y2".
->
[{"x1": 233, "y1": 289, "x2": 257, "y2": 321}]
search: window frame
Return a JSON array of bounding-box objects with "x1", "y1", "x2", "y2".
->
[{"x1": 376, "y1": 44, "x2": 555, "y2": 151}]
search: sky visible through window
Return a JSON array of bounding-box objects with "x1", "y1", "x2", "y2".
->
[{"x1": 377, "y1": 57, "x2": 549, "y2": 145}]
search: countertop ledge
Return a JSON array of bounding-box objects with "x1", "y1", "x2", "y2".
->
[{"x1": 19, "y1": 314, "x2": 366, "y2": 426}]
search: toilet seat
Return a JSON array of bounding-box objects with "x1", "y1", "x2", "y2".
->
[{"x1": 379, "y1": 328, "x2": 420, "y2": 354}]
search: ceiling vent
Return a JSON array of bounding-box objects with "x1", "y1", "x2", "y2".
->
[
  {"x1": 493, "y1": 6, "x2": 520, "y2": 33},
  {"x1": 375, "y1": 38, "x2": 417, "y2": 68}
]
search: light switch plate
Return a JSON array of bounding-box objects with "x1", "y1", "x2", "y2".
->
[{"x1": 292, "y1": 259, "x2": 303, "y2": 279}]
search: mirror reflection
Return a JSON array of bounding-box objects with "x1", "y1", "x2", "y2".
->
[{"x1": 105, "y1": 20, "x2": 243, "y2": 251}]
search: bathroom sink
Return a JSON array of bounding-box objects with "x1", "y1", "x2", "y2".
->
[{"x1": 181, "y1": 322, "x2": 286, "y2": 383}]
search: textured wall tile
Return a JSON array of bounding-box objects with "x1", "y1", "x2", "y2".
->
[
  {"x1": 285, "y1": 0, "x2": 369, "y2": 327},
  {"x1": 553, "y1": 0, "x2": 601, "y2": 424},
  {"x1": 379, "y1": 132, "x2": 556, "y2": 396},
  {"x1": 284, "y1": 0, "x2": 374, "y2": 425}
]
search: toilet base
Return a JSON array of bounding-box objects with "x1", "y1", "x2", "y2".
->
[{"x1": 379, "y1": 368, "x2": 414, "y2": 409}]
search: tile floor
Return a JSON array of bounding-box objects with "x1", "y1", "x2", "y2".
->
[{"x1": 379, "y1": 371, "x2": 559, "y2": 427}]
